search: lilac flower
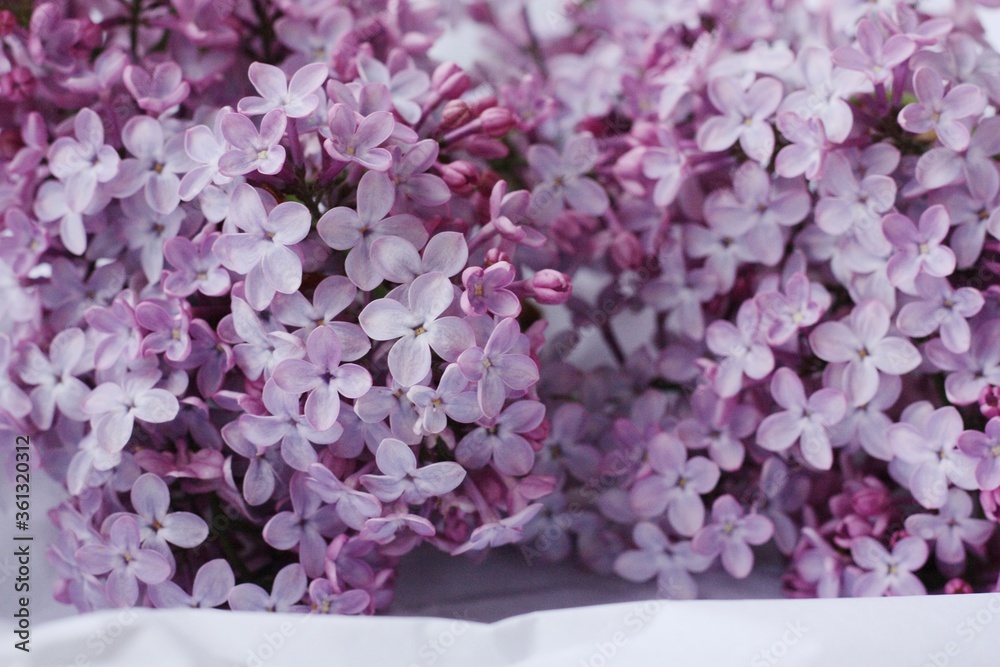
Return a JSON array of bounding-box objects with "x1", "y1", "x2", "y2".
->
[
  {"x1": 814, "y1": 150, "x2": 897, "y2": 248},
  {"x1": 613, "y1": 522, "x2": 713, "y2": 600},
  {"x1": 527, "y1": 133, "x2": 608, "y2": 222},
  {"x1": 793, "y1": 529, "x2": 846, "y2": 598},
  {"x1": 460, "y1": 262, "x2": 520, "y2": 318},
  {"x1": 308, "y1": 579, "x2": 370, "y2": 615},
  {"x1": 114, "y1": 472, "x2": 208, "y2": 561},
  {"x1": 924, "y1": 321, "x2": 1000, "y2": 405},
  {"x1": 359, "y1": 272, "x2": 473, "y2": 387},
  {"x1": 360, "y1": 437, "x2": 466, "y2": 504},
  {"x1": 756, "y1": 272, "x2": 830, "y2": 346},
  {"x1": 684, "y1": 212, "x2": 782, "y2": 293},
  {"x1": 263, "y1": 475, "x2": 342, "y2": 577},
  {"x1": 896, "y1": 276, "x2": 983, "y2": 354},
  {"x1": 229, "y1": 563, "x2": 307, "y2": 612},
  {"x1": 178, "y1": 111, "x2": 232, "y2": 202},
  {"x1": 163, "y1": 232, "x2": 231, "y2": 298},
  {"x1": 407, "y1": 364, "x2": 482, "y2": 434},
  {"x1": 457, "y1": 318, "x2": 538, "y2": 418},
  {"x1": 109, "y1": 116, "x2": 193, "y2": 214},
  {"x1": 898, "y1": 67, "x2": 986, "y2": 152},
  {"x1": 705, "y1": 300, "x2": 774, "y2": 398},
  {"x1": 238, "y1": 379, "x2": 343, "y2": 471},
  {"x1": 370, "y1": 231, "x2": 468, "y2": 296},
  {"x1": 696, "y1": 76, "x2": 783, "y2": 164},
  {"x1": 225, "y1": 296, "x2": 303, "y2": 382},
  {"x1": 946, "y1": 164, "x2": 1000, "y2": 268},
  {"x1": 85, "y1": 295, "x2": 141, "y2": 370},
  {"x1": 354, "y1": 377, "x2": 421, "y2": 446},
  {"x1": 360, "y1": 513, "x2": 436, "y2": 545},
  {"x1": 149, "y1": 559, "x2": 234, "y2": 609},
  {"x1": 356, "y1": 52, "x2": 430, "y2": 124},
  {"x1": 832, "y1": 19, "x2": 915, "y2": 85},
  {"x1": 641, "y1": 247, "x2": 718, "y2": 341},
  {"x1": 916, "y1": 117, "x2": 1000, "y2": 190},
  {"x1": 888, "y1": 405, "x2": 977, "y2": 509},
  {"x1": 676, "y1": 388, "x2": 759, "y2": 472},
  {"x1": 305, "y1": 463, "x2": 382, "y2": 530},
  {"x1": 75, "y1": 516, "x2": 171, "y2": 607},
  {"x1": 850, "y1": 536, "x2": 927, "y2": 597},
  {"x1": 779, "y1": 46, "x2": 865, "y2": 143},
  {"x1": 238, "y1": 62, "x2": 328, "y2": 118},
  {"x1": 219, "y1": 110, "x2": 287, "y2": 176},
  {"x1": 82, "y1": 368, "x2": 180, "y2": 451},
  {"x1": 883, "y1": 206, "x2": 956, "y2": 286},
  {"x1": 213, "y1": 184, "x2": 310, "y2": 310},
  {"x1": 123, "y1": 62, "x2": 190, "y2": 114},
  {"x1": 17, "y1": 327, "x2": 90, "y2": 429},
  {"x1": 756, "y1": 368, "x2": 847, "y2": 471},
  {"x1": 390, "y1": 140, "x2": 451, "y2": 207},
  {"x1": 271, "y1": 325, "x2": 372, "y2": 431},
  {"x1": 451, "y1": 504, "x2": 544, "y2": 555},
  {"x1": 118, "y1": 194, "x2": 184, "y2": 283},
  {"x1": 317, "y1": 170, "x2": 428, "y2": 291},
  {"x1": 0, "y1": 334, "x2": 31, "y2": 420},
  {"x1": 136, "y1": 299, "x2": 191, "y2": 363},
  {"x1": 629, "y1": 433, "x2": 719, "y2": 535},
  {"x1": 775, "y1": 111, "x2": 829, "y2": 179},
  {"x1": 905, "y1": 489, "x2": 993, "y2": 566},
  {"x1": 828, "y1": 373, "x2": 901, "y2": 461},
  {"x1": 809, "y1": 299, "x2": 921, "y2": 405},
  {"x1": 703, "y1": 161, "x2": 810, "y2": 236},
  {"x1": 958, "y1": 417, "x2": 1000, "y2": 491},
  {"x1": 322, "y1": 105, "x2": 394, "y2": 171},
  {"x1": 221, "y1": 419, "x2": 279, "y2": 506},
  {"x1": 456, "y1": 400, "x2": 545, "y2": 476},
  {"x1": 691, "y1": 495, "x2": 773, "y2": 579},
  {"x1": 46, "y1": 107, "x2": 120, "y2": 211}
]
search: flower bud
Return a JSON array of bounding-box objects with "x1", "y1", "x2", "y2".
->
[
  {"x1": 944, "y1": 578, "x2": 973, "y2": 595},
  {"x1": 980, "y1": 385, "x2": 1000, "y2": 419},
  {"x1": 432, "y1": 62, "x2": 470, "y2": 99},
  {"x1": 440, "y1": 100, "x2": 472, "y2": 130},
  {"x1": 609, "y1": 230, "x2": 644, "y2": 271},
  {"x1": 0, "y1": 10, "x2": 15, "y2": 37},
  {"x1": 439, "y1": 160, "x2": 478, "y2": 195},
  {"x1": 528, "y1": 270, "x2": 572, "y2": 305},
  {"x1": 480, "y1": 107, "x2": 515, "y2": 138},
  {"x1": 484, "y1": 248, "x2": 510, "y2": 266}
]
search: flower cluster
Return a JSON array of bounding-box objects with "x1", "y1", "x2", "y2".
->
[
  {"x1": 472, "y1": 1, "x2": 1000, "y2": 599},
  {"x1": 0, "y1": 0, "x2": 570, "y2": 614}
]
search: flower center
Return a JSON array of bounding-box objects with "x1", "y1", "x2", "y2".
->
[
  {"x1": 413, "y1": 326, "x2": 426, "y2": 336},
  {"x1": 474, "y1": 284, "x2": 484, "y2": 297},
  {"x1": 257, "y1": 149, "x2": 269, "y2": 160}
]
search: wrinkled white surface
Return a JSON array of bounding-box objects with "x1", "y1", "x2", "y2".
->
[{"x1": 7, "y1": 592, "x2": 1000, "y2": 667}]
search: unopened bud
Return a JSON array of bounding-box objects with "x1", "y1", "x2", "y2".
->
[
  {"x1": 441, "y1": 100, "x2": 472, "y2": 131},
  {"x1": 480, "y1": 107, "x2": 515, "y2": 138},
  {"x1": 609, "y1": 231, "x2": 644, "y2": 271},
  {"x1": 439, "y1": 160, "x2": 479, "y2": 195},
  {"x1": 528, "y1": 270, "x2": 572, "y2": 305},
  {"x1": 432, "y1": 62, "x2": 470, "y2": 99}
]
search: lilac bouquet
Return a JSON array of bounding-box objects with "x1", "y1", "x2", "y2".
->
[{"x1": 3, "y1": 0, "x2": 1000, "y2": 617}]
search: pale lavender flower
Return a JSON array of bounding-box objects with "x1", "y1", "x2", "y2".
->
[
  {"x1": 110, "y1": 116, "x2": 193, "y2": 214},
  {"x1": 958, "y1": 417, "x2": 1000, "y2": 491},
  {"x1": 676, "y1": 388, "x2": 759, "y2": 472},
  {"x1": 809, "y1": 299, "x2": 921, "y2": 405},
  {"x1": 828, "y1": 373, "x2": 901, "y2": 461},
  {"x1": 832, "y1": 19, "x2": 915, "y2": 85},
  {"x1": 353, "y1": 377, "x2": 421, "y2": 446},
  {"x1": 136, "y1": 299, "x2": 191, "y2": 363},
  {"x1": 370, "y1": 231, "x2": 468, "y2": 296},
  {"x1": 85, "y1": 294, "x2": 141, "y2": 370},
  {"x1": 322, "y1": 105, "x2": 394, "y2": 171},
  {"x1": 898, "y1": 67, "x2": 986, "y2": 152},
  {"x1": 308, "y1": 579, "x2": 370, "y2": 615},
  {"x1": 33, "y1": 179, "x2": 87, "y2": 255},
  {"x1": 883, "y1": 206, "x2": 956, "y2": 286},
  {"x1": 17, "y1": 327, "x2": 90, "y2": 429},
  {"x1": 775, "y1": 111, "x2": 829, "y2": 179},
  {"x1": 238, "y1": 62, "x2": 328, "y2": 118},
  {"x1": 756, "y1": 368, "x2": 847, "y2": 471},
  {"x1": 896, "y1": 276, "x2": 983, "y2": 354},
  {"x1": 613, "y1": 522, "x2": 713, "y2": 600},
  {"x1": 118, "y1": 194, "x2": 184, "y2": 283},
  {"x1": 82, "y1": 368, "x2": 180, "y2": 451},
  {"x1": 451, "y1": 504, "x2": 543, "y2": 555},
  {"x1": 360, "y1": 437, "x2": 466, "y2": 504},
  {"x1": 703, "y1": 161, "x2": 810, "y2": 236},
  {"x1": 221, "y1": 419, "x2": 279, "y2": 506},
  {"x1": 75, "y1": 516, "x2": 171, "y2": 607},
  {"x1": 814, "y1": 150, "x2": 897, "y2": 249},
  {"x1": 641, "y1": 246, "x2": 718, "y2": 340},
  {"x1": 946, "y1": 163, "x2": 1000, "y2": 268},
  {"x1": 696, "y1": 76, "x2": 783, "y2": 164},
  {"x1": 213, "y1": 184, "x2": 310, "y2": 310},
  {"x1": 905, "y1": 489, "x2": 993, "y2": 565},
  {"x1": 705, "y1": 300, "x2": 774, "y2": 398},
  {"x1": 888, "y1": 405, "x2": 977, "y2": 509},
  {"x1": 691, "y1": 495, "x2": 773, "y2": 579},
  {"x1": 457, "y1": 318, "x2": 538, "y2": 418},
  {"x1": 305, "y1": 463, "x2": 382, "y2": 530},
  {"x1": 359, "y1": 272, "x2": 473, "y2": 387},
  {"x1": 219, "y1": 109, "x2": 287, "y2": 176},
  {"x1": 850, "y1": 536, "x2": 927, "y2": 596},
  {"x1": 390, "y1": 140, "x2": 451, "y2": 207},
  {"x1": 123, "y1": 62, "x2": 190, "y2": 114},
  {"x1": 149, "y1": 559, "x2": 234, "y2": 609},
  {"x1": 756, "y1": 272, "x2": 830, "y2": 346},
  {"x1": 163, "y1": 232, "x2": 231, "y2": 298},
  {"x1": 47, "y1": 107, "x2": 120, "y2": 211},
  {"x1": 916, "y1": 117, "x2": 1000, "y2": 189},
  {"x1": 924, "y1": 320, "x2": 1000, "y2": 405},
  {"x1": 229, "y1": 563, "x2": 307, "y2": 612},
  {"x1": 407, "y1": 364, "x2": 482, "y2": 434},
  {"x1": 225, "y1": 296, "x2": 303, "y2": 382},
  {"x1": 461, "y1": 263, "x2": 519, "y2": 318},
  {"x1": 356, "y1": 52, "x2": 430, "y2": 124},
  {"x1": 271, "y1": 325, "x2": 372, "y2": 431},
  {"x1": 178, "y1": 110, "x2": 232, "y2": 202},
  {"x1": 779, "y1": 46, "x2": 866, "y2": 143},
  {"x1": 456, "y1": 400, "x2": 545, "y2": 476},
  {"x1": 629, "y1": 433, "x2": 719, "y2": 535},
  {"x1": 112, "y1": 473, "x2": 209, "y2": 559},
  {"x1": 527, "y1": 133, "x2": 608, "y2": 222},
  {"x1": 263, "y1": 475, "x2": 342, "y2": 577},
  {"x1": 0, "y1": 334, "x2": 31, "y2": 420},
  {"x1": 360, "y1": 513, "x2": 436, "y2": 545},
  {"x1": 317, "y1": 170, "x2": 428, "y2": 291},
  {"x1": 238, "y1": 378, "x2": 343, "y2": 471}
]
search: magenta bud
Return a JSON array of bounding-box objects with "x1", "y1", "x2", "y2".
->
[
  {"x1": 439, "y1": 160, "x2": 479, "y2": 194},
  {"x1": 441, "y1": 100, "x2": 472, "y2": 130},
  {"x1": 529, "y1": 270, "x2": 572, "y2": 305},
  {"x1": 480, "y1": 107, "x2": 515, "y2": 138},
  {"x1": 469, "y1": 95, "x2": 498, "y2": 115},
  {"x1": 484, "y1": 248, "x2": 510, "y2": 266},
  {"x1": 432, "y1": 63, "x2": 470, "y2": 99},
  {"x1": 609, "y1": 231, "x2": 644, "y2": 271},
  {"x1": 0, "y1": 11, "x2": 14, "y2": 38},
  {"x1": 944, "y1": 578, "x2": 973, "y2": 595}
]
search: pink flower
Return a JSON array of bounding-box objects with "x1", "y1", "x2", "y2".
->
[
  {"x1": 850, "y1": 536, "x2": 927, "y2": 596},
  {"x1": 238, "y1": 62, "x2": 328, "y2": 118},
  {"x1": 219, "y1": 109, "x2": 287, "y2": 176},
  {"x1": 898, "y1": 67, "x2": 986, "y2": 152},
  {"x1": 696, "y1": 76, "x2": 783, "y2": 164},
  {"x1": 883, "y1": 205, "x2": 956, "y2": 286},
  {"x1": 692, "y1": 495, "x2": 773, "y2": 579}
]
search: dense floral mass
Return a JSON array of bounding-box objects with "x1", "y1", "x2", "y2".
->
[{"x1": 4, "y1": 0, "x2": 1000, "y2": 615}]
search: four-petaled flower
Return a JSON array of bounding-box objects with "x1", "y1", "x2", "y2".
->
[
  {"x1": 691, "y1": 495, "x2": 774, "y2": 579},
  {"x1": 360, "y1": 437, "x2": 466, "y2": 504},
  {"x1": 75, "y1": 515, "x2": 172, "y2": 607},
  {"x1": 457, "y1": 318, "x2": 539, "y2": 419}
]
